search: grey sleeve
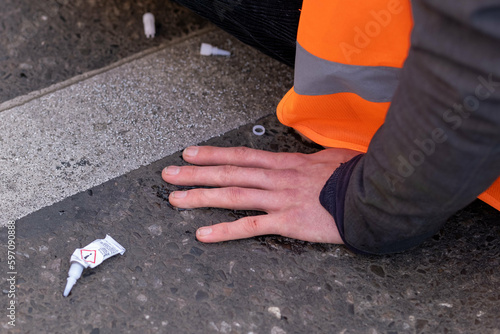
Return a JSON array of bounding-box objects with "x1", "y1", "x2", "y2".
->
[{"x1": 341, "y1": 0, "x2": 500, "y2": 254}]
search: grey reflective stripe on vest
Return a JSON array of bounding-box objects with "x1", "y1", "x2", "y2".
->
[{"x1": 294, "y1": 43, "x2": 401, "y2": 102}]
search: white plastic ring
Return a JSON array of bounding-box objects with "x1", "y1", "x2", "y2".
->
[{"x1": 252, "y1": 125, "x2": 265, "y2": 136}]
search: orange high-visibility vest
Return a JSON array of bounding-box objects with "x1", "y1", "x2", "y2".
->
[{"x1": 277, "y1": 0, "x2": 500, "y2": 210}]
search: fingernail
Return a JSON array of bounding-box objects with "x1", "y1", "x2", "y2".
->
[
  {"x1": 164, "y1": 166, "x2": 180, "y2": 175},
  {"x1": 183, "y1": 146, "x2": 199, "y2": 157},
  {"x1": 197, "y1": 227, "x2": 212, "y2": 236},
  {"x1": 171, "y1": 191, "x2": 187, "y2": 198}
]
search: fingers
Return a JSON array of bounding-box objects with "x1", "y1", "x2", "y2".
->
[
  {"x1": 195, "y1": 215, "x2": 279, "y2": 243},
  {"x1": 195, "y1": 209, "x2": 343, "y2": 244},
  {"x1": 163, "y1": 165, "x2": 263, "y2": 188},
  {"x1": 181, "y1": 146, "x2": 304, "y2": 169},
  {"x1": 168, "y1": 187, "x2": 282, "y2": 212},
  {"x1": 162, "y1": 163, "x2": 299, "y2": 189}
]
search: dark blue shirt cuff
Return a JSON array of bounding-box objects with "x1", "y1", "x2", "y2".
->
[{"x1": 319, "y1": 154, "x2": 369, "y2": 255}]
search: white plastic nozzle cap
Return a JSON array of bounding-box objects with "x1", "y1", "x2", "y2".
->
[
  {"x1": 63, "y1": 262, "x2": 84, "y2": 297},
  {"x1": 143, "y1": 13, "x2": 155, "y2": 38},
  {"x1": 200, "y1": 43, "x2": 231, "y2": 57}
]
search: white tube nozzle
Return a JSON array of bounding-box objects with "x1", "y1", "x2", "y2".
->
[
  {"x1": 143, "y1": 13, "x2": 155, "y2": 38},
  {"x1": 200, "y1": 43, "x2": 231, "y2": 57},
  {"x1": 63, "y1": 262, "x2": 84, "y2": 297}
]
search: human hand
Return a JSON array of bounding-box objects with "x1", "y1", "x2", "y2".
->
[{"x1": 162, "y1": 146, "x2": 361, "y2": 244}]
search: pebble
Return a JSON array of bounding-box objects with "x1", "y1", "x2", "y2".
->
[
  {"x1": 271, "y1": 326, "x2": 286, "y2": 334},
  {"x1": 136, "y1": 294, "x2": 148, "y2": 303},
  {"x1": 268, "y1": 306, "x2": 281, "y2": 319}
]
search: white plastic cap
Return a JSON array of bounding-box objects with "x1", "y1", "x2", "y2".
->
[
  {"x1": 200, "y1": 43, "x2": 231, "y2": 57},
  {"x1": 200, "y1": 43, "x2": 213, "y2": 56},
  {"x1": 63, "y1": 262, "x2": 84, "y2": 297},
  {"x1": 143, "y1": 13, "x2": 155, "y2": 38}
]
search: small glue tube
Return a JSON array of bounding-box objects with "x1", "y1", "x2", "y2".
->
[{"x1": 63, "y1": 235, "x2": 126, "y2": 297}]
